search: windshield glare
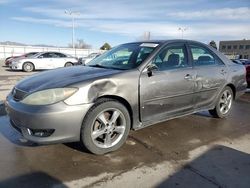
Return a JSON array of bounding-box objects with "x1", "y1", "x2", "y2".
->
[{"x1": 87, "y1": 43, "x2": 157, "y2": 70}]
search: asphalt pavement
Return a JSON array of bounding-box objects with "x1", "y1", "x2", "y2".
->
[{"x1": 0, "y1": 62, "x2": 250, "y2": 188}]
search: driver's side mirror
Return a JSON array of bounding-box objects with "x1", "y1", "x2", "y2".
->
[{"x1": 146, "y1": 64, "x2": 158, "y2": 77}]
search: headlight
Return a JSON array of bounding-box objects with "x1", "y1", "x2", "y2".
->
[
  {"x1": 11, "y1": 61, "x2": 18, "y2": 65},
  {"x1": 21, "y1": 88, "x2": 78, "y2": 105}
]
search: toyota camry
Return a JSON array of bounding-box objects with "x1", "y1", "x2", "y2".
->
[{"x1": 6, "y1": 40, "x2": 247, "y2": 154}]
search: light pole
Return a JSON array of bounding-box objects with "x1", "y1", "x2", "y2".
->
[
  {"x1": 178, "y1": 27, "x2": 187, "y2": 39},
  {"x1": 65, "y1": 10, "x2": 80, "y2": 57}
]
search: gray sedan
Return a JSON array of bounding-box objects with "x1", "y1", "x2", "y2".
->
[{"x1": 6, "y1": 40, "x2": 247, "y2": 154}]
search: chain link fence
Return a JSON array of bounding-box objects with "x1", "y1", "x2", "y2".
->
[{"x1": 0, "y1": 45, "x2": 104, "y2": 60}]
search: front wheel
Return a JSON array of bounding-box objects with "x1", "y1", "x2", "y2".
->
[
  {"x1": 209, "y1": 86, "x2": 233, "y2": 118},
  {"x1": 64, "y1": 62, "x2": 73, "y2": 67},
  {"x1": 23, "y1": 62, "x2": 34, "y2": 72},
  {"x1": 81, "y1": 99, "x2": 131, "y2": 155}
]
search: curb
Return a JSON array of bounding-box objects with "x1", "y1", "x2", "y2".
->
[{"x1": 0, "y1": 101, "x2": 6, "y2": 116}]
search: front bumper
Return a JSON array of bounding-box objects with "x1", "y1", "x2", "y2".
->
[
  {"x1": 10, "y1": 63, "x2": 22, "y2": 70},
  {"x1": 5, "y1": 94, "x2": 93, "y2": 144}
]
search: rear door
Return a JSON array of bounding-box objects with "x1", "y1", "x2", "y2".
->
[
  {"x1": 188, "y1": 43, "x2": 227, "y2": 109},
  {"x1": 140, "y1": 42, "x2": 196, "y2": 122}
]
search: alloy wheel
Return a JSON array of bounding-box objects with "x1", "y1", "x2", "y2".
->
[
  {"x1": 91, "y1": 108, "x2": 126, "y2": 149},
  {"x1": 219, "y1": 90, "x2": 232, "y2": 115}
]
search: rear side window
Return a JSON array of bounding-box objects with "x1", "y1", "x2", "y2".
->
[
  {"x1": 190, "y1": 44, "x2": 224, "y2": 66},
  {"x1": 41, "y1": 53, "x2": 53, "y2": 58},
  {"x1": 55, "y1": 53, "x2": 67, "y2": 58}
]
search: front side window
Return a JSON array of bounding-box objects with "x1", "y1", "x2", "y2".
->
[
  {"x1": 40, "y1": 53, "x2": 53, "y2": 58},
  {"x1": 88, "y1": 43, "x2": 156, "y2": 70},
  {"x1": 190, "y1": 44, "x2": 223, "y2": 66},
  {"x1": 151, "y1": 44, "x2": 188, "y2": 71}
]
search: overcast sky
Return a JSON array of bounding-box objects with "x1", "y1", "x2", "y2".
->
[{"x1": 0, "y1": 0, "x2": 249, "y2": 48}]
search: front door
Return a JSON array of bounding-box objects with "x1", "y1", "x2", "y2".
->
[
  {"x1": 36, "y1": 52, "x2": 54, "y2": 69},
  {"x1": 140, "y1": 43, "x2": 195, "y2": 123}
]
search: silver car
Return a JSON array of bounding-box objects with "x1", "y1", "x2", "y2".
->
[
  {"x1": 10, "y1": 52, "x2": 78, "y2": 72},
  {"x1": 78, "y1": 52, "x2": 102, "y2": 65},
  {"x1": 6, "y1": 40, "x2": 247, "y2": 154}
]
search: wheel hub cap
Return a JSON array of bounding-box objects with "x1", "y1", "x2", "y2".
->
[{"x1": 91, "y1": 108, "x2": 126, "y2": 149}]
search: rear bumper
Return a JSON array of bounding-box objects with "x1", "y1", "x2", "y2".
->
[
  {"x1": 235, "y1": 81, "x2": 248, "y2": 99},
  {"x1": 5, "y1": 94, "x2": 93, "y2": 144}
]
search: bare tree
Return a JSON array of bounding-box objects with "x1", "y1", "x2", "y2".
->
[
  {"x1": 68, "y1": 39, "x2": 91, "y2": 49},
  {"x1": 209, "y1": 40, "x2": 217, "y2": 50}
]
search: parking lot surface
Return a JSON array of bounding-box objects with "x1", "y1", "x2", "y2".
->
[
  {"x1": 0, "y1": 62, "x2": 250, "y2": 188},
  {"x1": 0, "y1": 62, "x2": 34, "y2": 101}
]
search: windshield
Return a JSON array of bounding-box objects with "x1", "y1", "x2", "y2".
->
[
  {"x1": 25, "y1": 52, "x2": 38, "y2": 57},
  {"x1": 87, "y1": 43, "x2": 158, "y2": 70},
  {"x1": 87, "y1": 53, "x2": 99, "y2": 58}
]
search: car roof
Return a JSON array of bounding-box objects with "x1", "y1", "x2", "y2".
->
[{"x1": 122, "y1": 39, "x2": 207, "y2": 46}]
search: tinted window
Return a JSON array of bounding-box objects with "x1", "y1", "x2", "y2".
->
[
  {"x1": 152, "y1": 44, "x2": 188, "y2": 70},
  {"x1": 25, "y1": 52, "x2": 37, "y2": 57},
  {"x1": 222, "y1": 45, "x2": 226, "y2": 50},
  {"x1": 239, "y1": 45, "x2": 244, "y2": 49},
  {"x1": 233, "y1": 45, "x2": 237, "y2": 49},
  {"x1": 190, "y1": 45, "x2": 223, "y2": 66},
  {"x1": 54, "y1": 53, "x2": 67, "y2": 57},
  {"x1": 40, "y1": 53, "x2": 53, "y2": 58}
]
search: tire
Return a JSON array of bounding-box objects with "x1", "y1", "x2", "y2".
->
[
  {"x1": 23, "y1": 62, "x2": 34, "y2": 72},
  {"x1": 209, "y1": 86, "x2": 233, "y2": 118},
  {"x1": 65, "y1": 62, "x2": 73, "y2": 67},
  {"x1": 81, "y1": 99, "x2": 131, "y2": 155}
]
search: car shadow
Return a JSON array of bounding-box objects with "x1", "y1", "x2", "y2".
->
[
  {"x1": 5, "y1": 69, "x2": 42, "y2": 72},
  {"x1": 193, "y1": 111, "x2": 212, "y2": 118},
  {"x1": 157, "y1": 145, "x2": 250, "y2": 188},
  {"x1": 64, "y1": 142, "x2": 90, "y2": 154},
  {"x1": 0, "y1": 171, "x2": 68, "y2": 188}
]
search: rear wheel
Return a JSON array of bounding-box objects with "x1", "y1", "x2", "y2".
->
[
  {"x1": 209, "y1": 86, "x2": 233, "y2": 118},
  {"x1": 81, "y1": 99, "x2": 130, "y2": 155},
  {"x1": 23, "y1": 62, "x2": 34, "y2": 72},
  {"x1": 65, "y1": 62, "x2": 73, "y2": 67}
]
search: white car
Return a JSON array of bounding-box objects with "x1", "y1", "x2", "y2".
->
[
  {"x1": 10, "y1": 52, "x2": 78, "y2": 72},
  {"x1": 78, "y1": 53, "x2": 101, "y2": 65}
]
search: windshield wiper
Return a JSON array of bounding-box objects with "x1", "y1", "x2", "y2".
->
[
  {"x1": 88, "y1": 64, "x2": 127, "y2": 70},
  {"x1": 88, "y1": 64, "x2": 108, "y2": 69}
]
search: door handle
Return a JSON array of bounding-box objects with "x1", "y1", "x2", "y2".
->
[{"x1": 184, "y1": 74, "x2": 193, "y2": 81}]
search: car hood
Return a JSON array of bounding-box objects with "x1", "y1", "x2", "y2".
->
[{"x1": 15, "y1": 66, "x2": 122, "y2": 93}]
